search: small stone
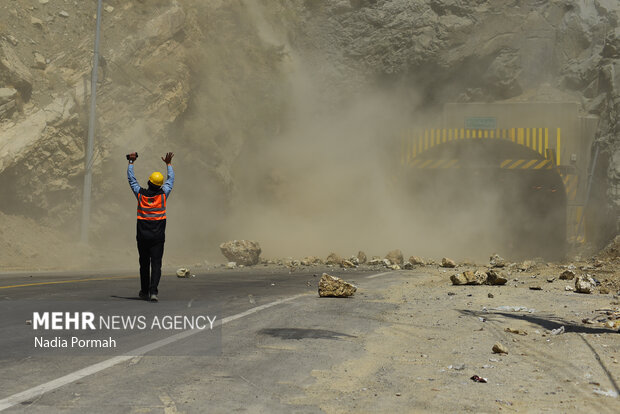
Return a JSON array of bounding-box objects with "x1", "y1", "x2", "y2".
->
[
  {"x1": 318, "y1": 273, "x2": 357, "y2": 297},
  {"x1": 389, "y1": 264, "x2": 401, "y2": 270},
  {"x1": 550, "y1": 326, "x2": 565, "y2": 335},
  {"x1": 403, "y1": 262, "x2": 413, "y2": 270},
  {"x1": 105, "y1": 5, "x2": 115, "y2": 13},
  {"x1": 492, "y1": 342, "x2": 508, "y2": 354},
  {"x1": 33, "y1": 52, "x2": 46, "y2": 69},
  {"x1": 459, "y1": 270, "x2": 486, "y2": 285},
  {"x1": 348, "y1": 256, "x2": 360, "y2": 266},
  {"x1": 486, "y1": 270, "x2": 507, "y2": 285},
  {"x1": 490, "y1": 254, "x2": 506, "y2": 268},
  {"x1": 529, "y1": 286, "x2": 542, "y2": 291},
  {"x1": 301, "y1": 256, "x2": 322, "y2": 266},
  {"x1": 59, "y1": 11, "x2": 69, "y2": 18},
  {"x1": 5, "y1": 35, "x2": 18, "y2": 46},
  {"x1": 382, "y1": 258, "x2": 392, "y2": 267},
  {"x1": 565, "y1": 286, "x2": 574, "y2": 291},
  {"x1": 472, "y1": 270, "x2": 488, "y2": 285},
  {"x1": 575, "y1": 275, "x2": 595, "y2": 294},
  {"x1": 356, "y1": 251, "x2": 367, "y2": 264},
  {"x1": 488, "y1": 293, "x2": 494, "y2": 298},
  {"x1": 560, "y1": 269, "x2": 576, "y2": 280},
  {"x1": 504, "y1": 328, "x2": 527, "y2": 336},
  {"x1": 226, "y1": 262, "x2": 237, "y2": 269},
  {"x1": 341, "y1": 260, "x2": 356, "y2": 269},
  {"x1": 450, "y1": 273, "x2": 467, "y2": 285},
  {"x1": 176, "y1": 268, "x2": 191, "y2": 278},
  {"x1": 39, "y1": 0, "x2": 49, "y2": 4},
  {"x1": 547, "y1": 277, "x2": 556, "y2": 283},
  {"x1": 31, "y1": 17, "x2": 44, "y2": 28},
  {"x1": 409, "y1": 256, "x2": 426, "y2": 266},
  {"x1": 441, "y1": 257, "x2": 456, "y2": 268},
  {"x1": 367, "y1": 258, "x2": 382, "y2": 266},
  {"x1": 599, "y1": 287, "x2": 610, "y2": 294},
  {"x1": 519, "y1": 260, "x2": 535, "y2": 271}
]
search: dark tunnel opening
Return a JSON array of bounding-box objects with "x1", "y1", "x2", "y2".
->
[{"x1": 400, "y1": 139, "x2": 567, "y2": 260}]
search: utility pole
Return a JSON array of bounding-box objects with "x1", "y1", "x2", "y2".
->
[{"x1": 80, "y1": 0, "x2": 103, "y2": 243}]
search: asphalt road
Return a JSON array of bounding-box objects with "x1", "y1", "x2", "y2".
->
[{"x1": 0, "y1": 266, "x2": 401, "y2": 413}]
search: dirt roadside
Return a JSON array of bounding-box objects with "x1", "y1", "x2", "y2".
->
[{"x1": 289, "y1": 267, "x2": 620, "y2": 413}]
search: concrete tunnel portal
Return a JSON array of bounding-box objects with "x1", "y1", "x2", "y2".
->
[{"x1": 398, "y1": 102, "x2": 599, "y2": 260}]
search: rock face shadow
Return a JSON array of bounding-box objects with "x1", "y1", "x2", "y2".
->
[{"x1": 258, "y1": 328, "x2": 356, "y2": 340}]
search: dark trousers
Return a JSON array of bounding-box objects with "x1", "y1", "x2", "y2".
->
[{"x1": 137, "y1": 240, "x2": 165, "y2": 295}]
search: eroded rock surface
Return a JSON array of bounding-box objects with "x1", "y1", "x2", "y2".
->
[{"x1": 318, "y1": 273, "x2": 357, "y2": 297}]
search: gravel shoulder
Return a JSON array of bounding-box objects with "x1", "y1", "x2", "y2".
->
[{"x1": 288, "y1": 268, "x2": 620, "y2": 413}]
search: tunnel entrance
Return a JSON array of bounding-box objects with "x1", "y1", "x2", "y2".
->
[{"x1": 399, "y1": 138, "x2": 567, "y2": 260}]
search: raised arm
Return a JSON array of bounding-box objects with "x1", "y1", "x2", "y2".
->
[
  {"x1": 161, "y1": 152, "x2": 174, "y2": 196},
  {"x1": 127, "y1": 154, "x2": 141, "y2": 198}
]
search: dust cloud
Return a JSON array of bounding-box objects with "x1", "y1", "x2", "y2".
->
[{"x1": 163, "y1": 1, "x2": 566, "y2": 264}]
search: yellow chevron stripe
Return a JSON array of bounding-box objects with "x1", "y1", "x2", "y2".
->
[
  {"x1": 533, "y1": 160, "x2": 549, "y2": 169},
  {"x1": 500, "y1": 159, "x2": 512, "y2": 168},
  {"x1": 444, "y1": 159, "x2": 459, "y2": 168},
  {"x1": 508, "y1": 159, "x2": 526, "y2": 169},
  {"x1": 521, "y1": 159, "x2": 537, "y2": 169},
  {"x1": 419, "y1": 159, "x2": 434, "y2": 168},
  {"x1": 430, "y1": 159, "x2": 445, "y2": 169}
]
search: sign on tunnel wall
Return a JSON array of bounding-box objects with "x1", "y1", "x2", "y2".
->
[{"x1": 465, "y1": 117, "x2": 497, "y2": 130}]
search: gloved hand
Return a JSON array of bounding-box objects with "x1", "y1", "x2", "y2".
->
[{"x1": 162, "y1": 152, "x2": 174, "y2": 165}]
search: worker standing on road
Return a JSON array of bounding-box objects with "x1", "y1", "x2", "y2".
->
[{"x1": 127, "y1": 152, "x2": 175, "y2": 302}]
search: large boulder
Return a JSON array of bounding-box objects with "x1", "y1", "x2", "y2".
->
[
  {"x1": 219, "y1": 240, "x2": 262, "y2": 266},
  {"x1": 325, "y1": 252, "x2": 343, "y2": 265},
  {"x1": 318, "y1": 273, "x2": 357, "y2": 297},
  {"x1": 409, "y1": 256, "x2": 426, "y2": 266},
  {"x1": 385, "y1": 249, "x2": 404, "y2": 265}
]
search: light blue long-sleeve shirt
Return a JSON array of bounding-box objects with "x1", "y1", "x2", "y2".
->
[{"x1": 127, "y1": 164, "x2": 174, "y2": 199}]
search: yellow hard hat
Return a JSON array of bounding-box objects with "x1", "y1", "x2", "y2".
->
[{"x1": 149, "y1": 171, "x2": 164, "y2": 186}]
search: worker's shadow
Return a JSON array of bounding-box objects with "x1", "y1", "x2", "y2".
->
[
  {"x1": 457, "y1": 309, "x2": 616, "y2": 335},
  {"x1": 109, "y1": 295, "x2": 145, "y2": 301}
]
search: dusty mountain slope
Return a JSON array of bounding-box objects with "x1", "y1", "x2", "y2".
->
[{"x1": 0, "y1": 0, "x2": 619, "y2": 269}]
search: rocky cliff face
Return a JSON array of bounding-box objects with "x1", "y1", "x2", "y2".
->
[{"x1": 0, "y1": 0, "x2": 618, "y2": 267}]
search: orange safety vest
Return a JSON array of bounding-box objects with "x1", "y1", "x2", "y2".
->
[{"x1": 137, "y1": 193, "x2": 167, "y2": 221}]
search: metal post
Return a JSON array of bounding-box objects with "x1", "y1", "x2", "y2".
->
[{"x1": 80, "y1": 0, "x2": 103, "y2": 243}]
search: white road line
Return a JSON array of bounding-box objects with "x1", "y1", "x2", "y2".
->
[
  {"x1": 0, "y1": 294, "x2": 307, "y2": 411},
  {"x1": 366, "y1": 271, "x2": 393, "y2": 279}
]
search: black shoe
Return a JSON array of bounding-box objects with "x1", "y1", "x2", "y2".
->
[
  {"x1": 149, "y1": 294, "x2": 158, "y2": 302},
  {"x1": 139, "y1": 291, "x2": 148, "y2": 300}
]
